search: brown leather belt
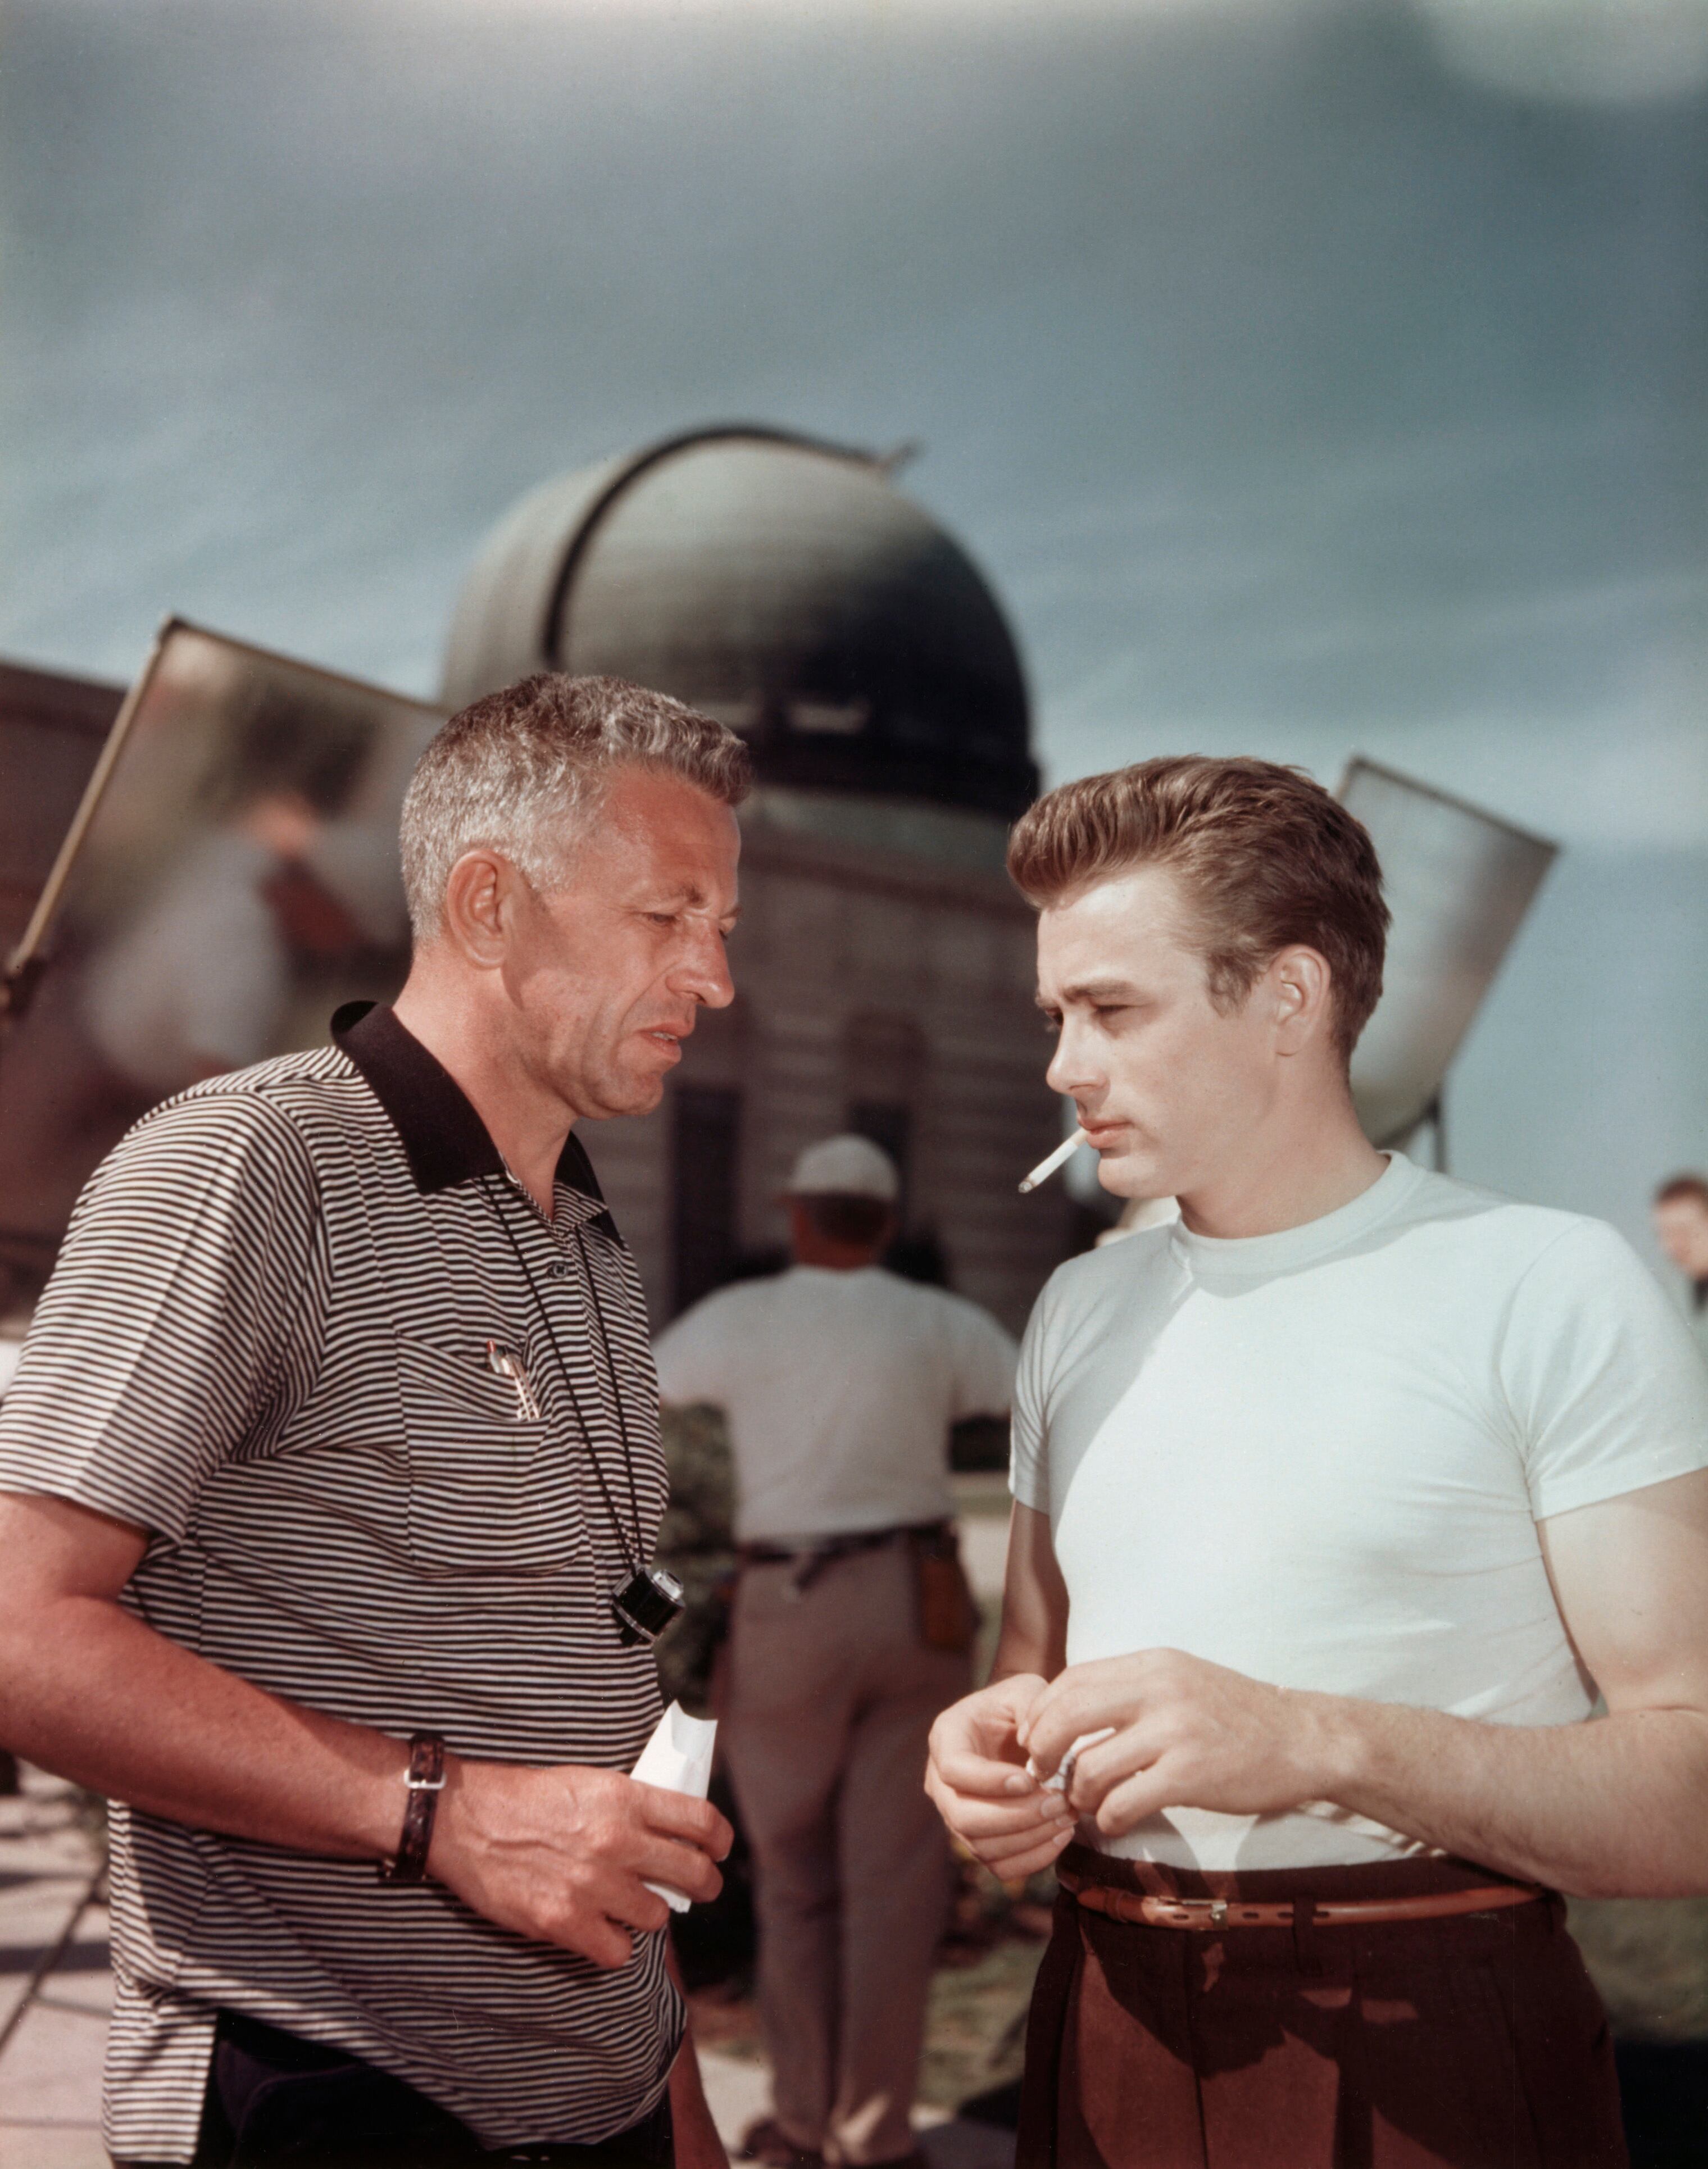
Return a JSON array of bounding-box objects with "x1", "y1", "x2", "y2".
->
[{"x1": 1057, "y1": 1865, "x2": 1542, "y2": 1930}]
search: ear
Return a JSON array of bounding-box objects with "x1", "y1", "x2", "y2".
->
[
  {"x1": 439, "y1": 848, "x2": 526, "y2": 968},
  {"x1": 1266, "y1": 944, "x2": 1335, "y2": 1056}
]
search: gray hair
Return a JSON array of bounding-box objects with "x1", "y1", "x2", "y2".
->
[{"x1": 400, "y1": 674, "x2": 752, "y2": 940}]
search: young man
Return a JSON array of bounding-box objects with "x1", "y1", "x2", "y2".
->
[
  {"x1": 0, "y1": 676, "x2": 746, "y2": 2168},
  {"x1": 925, "y1": 757, "x2": 1708, "y2": 2169},
  {"x1": 655, "y1": 1136, "x2": 1016, "y2": 2169}
]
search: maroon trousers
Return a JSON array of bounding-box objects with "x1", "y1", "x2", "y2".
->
[{"x1": 1017, "y1": 1847, "x2": 1628, "y2": 2169}]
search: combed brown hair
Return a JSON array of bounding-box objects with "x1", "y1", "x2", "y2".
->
[
  {"x1": 401, "y1": 674, "x2": 752, "y2": 939},
  {"x1": 1007, "y1": 756, "x2": 1389, "y2": 1058},
  {"x1": 1655, "y1": 1174, "x2": 1708, "y2": 1210}
]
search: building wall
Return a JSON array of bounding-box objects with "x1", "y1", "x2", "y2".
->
[
  {"x1": 0, "y1": 660, "x2": 122, "y2": 960},
  {"x1": 586, "y1": 814, "x2": 1069, "y2": 1338}
]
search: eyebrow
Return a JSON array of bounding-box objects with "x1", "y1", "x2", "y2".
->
[
  {"x1": 1035, "y1": 978, "x2": 1144, "y2": 1009},
  {"x1": 652, "y1": 883, "x2": 742, "y2": 926}
]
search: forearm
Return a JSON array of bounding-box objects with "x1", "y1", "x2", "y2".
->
[
  {"x1": 1315, "y1": 1694, "x2": 1708, "y2": 1899},
  {"x1": 0, "y1": 1496, "x2": 733, "y2": 1971},
  {"x1": 990, "y1": 1504, "x2": 1068, "y2": 1684},
  {"x1": 0, "y1": 1592, "x2": 407, "y2": 1858},
  {"x1": 989, "y1": 1621, "x2": 1054, "y2": 1685}
]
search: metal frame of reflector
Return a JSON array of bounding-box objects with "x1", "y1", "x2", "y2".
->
[{"x1": 1341, "y1": 758, "x2": 1557, "y2": 1157}]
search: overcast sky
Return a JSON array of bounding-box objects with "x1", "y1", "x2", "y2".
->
[{"x1": 2, "y1": 0, "x2": 1704, "y2": 1239}]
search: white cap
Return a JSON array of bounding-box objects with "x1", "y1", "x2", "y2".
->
[{"x1": 784, "y1": 1134, "x2": 900, "y2": 1202}]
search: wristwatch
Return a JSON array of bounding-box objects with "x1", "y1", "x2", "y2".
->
[{"x1": 377, "y1": 1732, "x2": 447, "y2": 1885}]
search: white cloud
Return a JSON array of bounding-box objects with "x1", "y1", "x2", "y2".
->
[{"x1": 1409, "y1": 0, "x2": 1708, "y2": 104}]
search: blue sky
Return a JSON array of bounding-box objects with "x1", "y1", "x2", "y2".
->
[{"x1": 2, "y1": 0, "x2": 1704, "y2": 1244}]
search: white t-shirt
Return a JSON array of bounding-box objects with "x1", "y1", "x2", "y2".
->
[
  {"x1": 1011, "y1": 1153, "x2": 1708, "y2": 1871},
  {"x1": 655, "y1": 1265, "x2": 1018, "y2": 1543}
]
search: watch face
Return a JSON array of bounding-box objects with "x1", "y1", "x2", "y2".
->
[{"x1": 611, "y1": 1567, "x2": 687, "y2": 1646}]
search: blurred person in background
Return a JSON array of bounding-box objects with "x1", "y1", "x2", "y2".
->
[
  {"x1": 0, "y1": 676, "x2": 748, "y2": 2169},
  {"x1": 1652, "y1": 1174, "x2": 1708, "y2": 1363},
  {"x1": 926, "y1": 758, "x2": 1708, "y2": 2169},
  {"x1": 81, "y1": 693, "x2": 376, "y2": 1098},
  {"x1": 81, "y1": 783, "x2": 347, "y2": 1093},
  {"x1": 655, "y1": 1135, "x2": 1017, "y2": 2169}
]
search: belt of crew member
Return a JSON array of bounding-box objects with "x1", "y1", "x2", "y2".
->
[{"x1": 737, "y1": 1519, "x2": 953, "y2": 1598}]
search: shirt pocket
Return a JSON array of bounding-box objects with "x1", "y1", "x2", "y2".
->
[{"x1": 396, "y1": 1332, "x2": 580, "y2": 1577}]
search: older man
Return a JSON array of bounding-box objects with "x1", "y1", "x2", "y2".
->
[
  {"x1": 0, "y1": 676, "x2": 746, "y2": 2168},
  {"x1": 927, "y1": 756, "x2": 1708, "y2": 2169}
]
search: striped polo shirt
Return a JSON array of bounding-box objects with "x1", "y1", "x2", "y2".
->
[{"x1": 0, "y1": 1003, "x2": 679, "y2": 2163}]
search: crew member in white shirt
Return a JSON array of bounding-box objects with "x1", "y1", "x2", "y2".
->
[
  {"x1": 655, "y1": 1136, "x2": 1017, "y2": 2169},
  {"x1": 924, "y1": 756, "x2": 1708, "y2": 2169}
]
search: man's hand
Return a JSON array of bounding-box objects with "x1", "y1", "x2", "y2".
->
[
  {"x1": 1019, "y1": 1649, "x2": 1344, "y2": 1836},
  {"x1": 430, "y1": 1760, "x2": 733, "y2": 1970},
  {"x1": 0, "y1": 1495, "x2": 737, "y2": 1965},
  {"x1": 942, "y1": 1481, "x2": 1708, "y2": 1899},
  {"x1": 924, "y1": 1672, "x2": 1076, "y2": 1879}
]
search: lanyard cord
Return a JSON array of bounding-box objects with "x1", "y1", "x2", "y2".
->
[
  {"x1": 479, "y1": 1176, "x2": 647, "y2": 1576},
  {"x1": 569, "y1": 1222, "x2": 649, "y2": 1547}
]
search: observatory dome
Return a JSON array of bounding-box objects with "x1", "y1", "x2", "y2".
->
[{"x1": 441, "y1": 426, "x2": 1037, "y2": 821}]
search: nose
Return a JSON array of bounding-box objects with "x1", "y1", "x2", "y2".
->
[
  {"x1": 1045, "y1": 1015, "x2": 1101, "y2": 1104},
  {"x1": 674, "y1": 922, "x2": 735, "y2": 1011}
]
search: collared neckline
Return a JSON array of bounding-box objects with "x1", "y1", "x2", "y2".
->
[{"x1": 330, "y1": 1002, "x2": 611, "y2": 1225}]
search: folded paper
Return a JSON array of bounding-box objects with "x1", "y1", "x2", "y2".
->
[{"x1": 631, "y1": 1700, "x2": 718, "y2": 1912}]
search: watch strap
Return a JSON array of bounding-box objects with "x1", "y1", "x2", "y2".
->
[{"x1": 377, "y1": 1732, "x2": 446, "y2": 1885}]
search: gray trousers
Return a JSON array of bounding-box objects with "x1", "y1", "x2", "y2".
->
[{"x1": 723, "y1": 1541, "x2": 970, "y2": 2165}]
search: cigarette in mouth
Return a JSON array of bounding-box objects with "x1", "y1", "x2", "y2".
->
[{"x1": 1018, "y1": 1130, "x2": 1088, "y2": 1194}]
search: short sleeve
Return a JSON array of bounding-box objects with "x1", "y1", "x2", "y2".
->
[
  {"x1": 942, "y1": 1295, "x2": 1019, "y2": 1421},
  {"x1": 1498, "y1": 1219, "x2": 1708, "y2": 1521},
  {"x1": 1008, "y1": 1281, "x2": 1055, "y2": 1513},
  {"x1": 0, "y1": 1090, "x2": 329, "y2": 1543},
  {"x1": 652, "y1": 1295, "x2": 734, "y2": 1407}
]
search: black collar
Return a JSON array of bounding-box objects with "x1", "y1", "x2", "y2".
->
[{"x1": 330, "y1": 1002, "x2": 610, "y2": 1221}]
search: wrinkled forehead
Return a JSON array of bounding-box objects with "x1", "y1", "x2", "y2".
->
[{"x1": 574, "y1": 765, "x2": 741, "y2": 889}]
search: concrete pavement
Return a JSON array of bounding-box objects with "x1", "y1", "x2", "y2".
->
[{"x1": 0, "y1": 1769, "x2": 110, "y2": 2169}]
